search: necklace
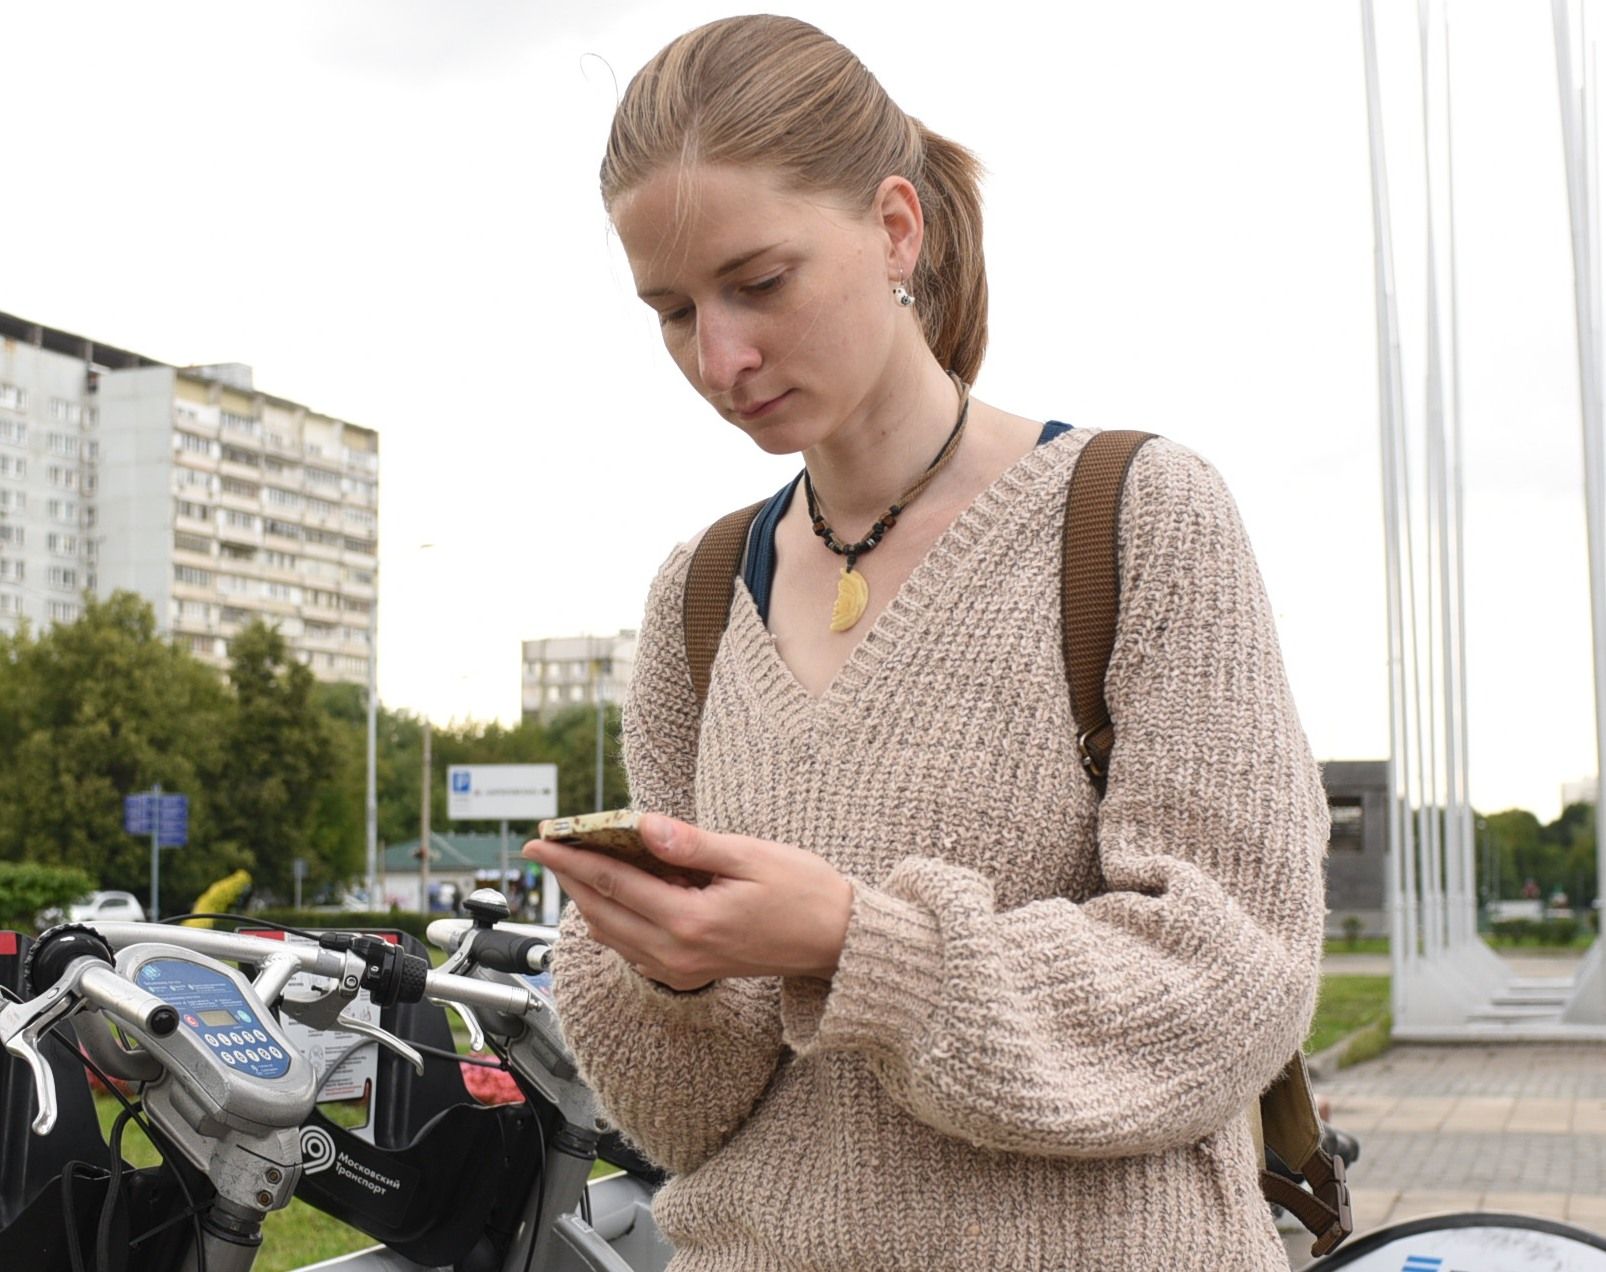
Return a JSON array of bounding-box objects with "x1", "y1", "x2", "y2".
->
[{"x1": 804, "y1": 373, "x2": 971, "y2": 633}]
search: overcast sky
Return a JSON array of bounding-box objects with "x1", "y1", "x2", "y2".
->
[{"x1": 2, "y1": 1, "x2": 1601, "y2": 821}]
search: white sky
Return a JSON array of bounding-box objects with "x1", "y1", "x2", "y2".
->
[{"x1": 2, "y1": 1, "x2": 1600, "y2": 820}]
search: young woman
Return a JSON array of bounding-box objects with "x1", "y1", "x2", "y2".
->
[{"x1": 525, "y1": 15, "x2": 1327, "y2": 1270}]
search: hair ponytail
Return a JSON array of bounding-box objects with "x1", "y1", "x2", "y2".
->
[
  {"x1": 908, "y1": 123, "x2": 988, "y2": 385},
  {"x1": 602, "y1": 16, "x2": 990, "y2": 381}
]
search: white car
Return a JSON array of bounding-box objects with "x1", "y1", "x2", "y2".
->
[{"x1": 65, "y1": 891, "x2": 147, "y2": 923}]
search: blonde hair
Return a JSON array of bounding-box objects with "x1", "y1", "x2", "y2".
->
[{"x1": 602, "y1": 15, "x2": 988, "y2": 383}]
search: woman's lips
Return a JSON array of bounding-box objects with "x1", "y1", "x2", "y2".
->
[{"x1": 733, "y1": 390, "x2": 791, "y2": 422}]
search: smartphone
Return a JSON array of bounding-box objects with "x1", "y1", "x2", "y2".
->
[{"x1": 537, "y1": 810, "x2": 713, "y2": 886}]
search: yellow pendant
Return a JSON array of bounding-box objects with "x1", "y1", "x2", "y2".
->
[{"x1": 829, "y1": 566, "x2": 870, "y2": 633}]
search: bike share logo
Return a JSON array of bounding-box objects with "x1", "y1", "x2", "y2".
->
[{"x1": 299, "y1": 1126, "x2": 338, "y2": 1175}]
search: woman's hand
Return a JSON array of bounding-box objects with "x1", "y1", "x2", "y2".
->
[{"x1": 522, "y1": 814, "x2": 853, "y2": 992}]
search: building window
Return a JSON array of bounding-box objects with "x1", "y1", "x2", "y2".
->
[
  {"x1": 175, "y1": 499, "x2": 212, "y2": 522},
  {"x1": 306, "y1": 527, "x2": 341, "y2": 547},
  {"x1": 177, "y1": 432, "x2": 218, "y2": 459},
  {"x1": 174, "y1": 564, "x2": 213, "y2": 587},
  {"x1": 264, "y1": 518, "x2": 303, "y2": 540},
  {"x1": 47, "y1": 566, "x2": 77, "y2": 591},
  {"x1": 219, "y1": 542, "x2": 255, "y2": 561},
  {"x1": 307, "y1": 497, "x2": 337, "y2": 519},
  {"x1": 0, "y1": 384, "x2": 26, "y2": 412},
  {"x1": 220, "y1": 411, "x2": 260, "y2": 437},
  {"x1": 47, "y1": 432, "x2": 80, "y2": 458},
  {"x1": 0, "y1": 418, "x2": 25, "y2": 446},
  {"x1": 263, "y1": 549, "x2": 296, "y2": 569},
  {"x1": 222, "y1": 477, "x2": 260, "y2": 499},
  {"x1": 0, "y1": 456, "x2": 24, "y2": 479},
  {"x1": 0, "y1": 525, "x2": 24, "y2": 548},
  {"x1": 220, "y1": 606, "x2": 251, "y2": 625},
  {"x1": 221, "y1": 444, "x2": 261, "y2": 467},
  {"x1": 0, "y1": 592, "x2": 21, "y2": 615},
  {"x1": 1328, "y1": 799, "x2": 1365, "y2": 851},
  {"x1": 0, "y1": 490, "x2": 25, "y2": 514},
  {"x1": 47, "y1": 601, "x2": 79, "y2": 624},
  {"x1": 344, "y1": 507, "x2": 376, "y2": 531},
  {"x1": 343, "y1": 536, "x2": 376, "y2": 555},
  {"x1": 266, "y1": 486, "x2": 304, "y2": 510},
  {"x1": 306, "y1": 466, "x2": 341, "y2": 490},
  {"x1": 175, "y1": 532, "x2": 213, "y2": 555},
  {"x1": 47, "y1": 498, "x2": 78, "y2": 524},
  {"x1": 0, "y1": 559, "x2": 23, "y2": 583},
  {"x1": 47, "y1": 465, "x2": 79, "y2": 490},
  {"x1": 48, "y1": 401, "x2": 82, "y2": 427},
  {"x1": 47, "y1": 533, "x2": 78, "y2": 555}
]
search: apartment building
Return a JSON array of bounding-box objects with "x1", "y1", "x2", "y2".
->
[
  {"x1": 0, "y1": 311, "x2": 378, "y2": 684},
  {"x1": 520, "y1": 631, "x2": 636, "y2": 721}
]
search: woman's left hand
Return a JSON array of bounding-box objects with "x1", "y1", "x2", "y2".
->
[{"x1": 522, "y1": 813, "x2": 853, "y2": 991}]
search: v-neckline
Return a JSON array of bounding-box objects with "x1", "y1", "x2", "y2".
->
[{"x1": 721, "y1": 428, "x2": 1090, "y2": 725}]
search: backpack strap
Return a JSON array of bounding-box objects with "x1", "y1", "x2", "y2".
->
[
  {"x1": 683, "y1": 500, "x2": 767, "y2": 712},
  {"x1": 1060, "y1": 430, "x2": 1156, "y2": 791}
]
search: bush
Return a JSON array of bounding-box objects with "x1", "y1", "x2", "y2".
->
[
  {"x1": 1341, "y1": 915, "x2": 1364, "y2": 949},
  {"x1": 1544, "y1": 916, "x2": 1580, "y2": 945},
  {"x1": 0, "y1": 862, "x2": 96, "y2": 930},
  {"x1": 185, "y1": 870, "x2": 253, "y2": 928}
]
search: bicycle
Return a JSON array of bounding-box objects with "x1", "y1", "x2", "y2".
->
[{"x1": 0, "y1": 891, "x2": 670, "y2": 1272}]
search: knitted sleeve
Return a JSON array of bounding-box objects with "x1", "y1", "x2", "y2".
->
[
  {"x1": 779, "y1": 440, "x2": 1328, "y2": 1159},
  {"x1": 548, "y1": 540, "x2": 785, "y2": 1176}
]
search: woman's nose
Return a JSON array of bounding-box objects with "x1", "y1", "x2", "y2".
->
[{"x1": 695, "y1": 311, "x2": 761, "y2": 394}]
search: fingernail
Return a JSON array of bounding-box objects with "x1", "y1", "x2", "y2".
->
[{"x1": 640, "y1": 814, "x2": 675, "y2": 852}]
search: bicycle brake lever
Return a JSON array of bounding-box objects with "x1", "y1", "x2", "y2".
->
[
  {"x1": 432, "y1": 995, "x2": 486, "y2": 1053},
  {"x1": 331, "y1": 1010, "x2": 424, "y2": 1077},
  {"x1": 1, "y1": 966, "x2": 95, "y2": 1135}
]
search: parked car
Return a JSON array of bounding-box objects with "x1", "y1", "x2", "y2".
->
[{"x1": 66, "y1": 891, "x2": 147, "y2": 923}]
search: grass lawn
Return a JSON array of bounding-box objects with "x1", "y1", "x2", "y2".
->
[{"x1": 1304, "y1": 974, "x2": 1390, "y2": 1057}]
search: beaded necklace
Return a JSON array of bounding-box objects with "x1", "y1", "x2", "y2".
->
[{"x1": 803, "y1": 373, "x2": 971, "y2": 632}]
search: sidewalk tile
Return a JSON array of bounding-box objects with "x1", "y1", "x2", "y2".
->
[
  {"x1": 1567, "y1": 1193, "x2": 1606, "y2": 1234},
  {"x1": 1480, "y1": 1191, "x2": 1571, "y2": 1221},
  {"x1": 1378, "y1": 1097, "x2": 1457, "y2": 1133},
  {"x1": 1346, "y1": 1187, "x2": 1399, "y2": 1235},
  {"x1": 1441, "y1": 1096, "x2": 1516, "y2": 1133},
  {"x1": 1324, "y1": 1095, "x2": 1396, "y2": 1135},
  {"x1": 1388, "y1": 1190, "x2": 1481, "y2": 1223},
  {"x1": 1508, "y1": 1098, "x2": 1574, "y2": 1135},
  {"x1": 1574, "y1": 1098, "x2": 1606, "y2": 1135}
]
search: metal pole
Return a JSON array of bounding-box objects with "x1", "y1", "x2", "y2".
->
[
  {"x1": 150, "y1": 782, "x2": 161, "y2": 921},
  {"x1": 499, "y1": 819, "x2": 509, "y2": 898},
  {"x1": 420, "y1": 719, "x2": 432, "y2": 915},
  {"x1": 593, "y1": 655, "x2": 605, "y2": 811},
  {"x1": 1553, "y1": 0, "x2": 1606, "y2": 937},
  {"x1": 1361, "y1": 0, "x2": 1418, "y2": 1005},
  {"x1": 366, "y1": 569, "x2": 379, "y2": 909}
]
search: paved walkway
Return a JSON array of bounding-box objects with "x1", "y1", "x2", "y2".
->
[{"x1": 1278, "y1": 951, "x2": 1604, "y2": 1267}]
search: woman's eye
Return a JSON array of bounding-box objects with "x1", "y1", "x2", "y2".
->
[
  {"x1": 659, "y1": 305, "x2": 692, "y2": 327},
  {"x1": 745, "y1": 273, "x2": 784, "y2": 296}
]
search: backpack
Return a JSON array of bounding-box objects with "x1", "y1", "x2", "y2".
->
[{"x1": 680, "y1": 429, "x2": 1353, "y2": 1258}]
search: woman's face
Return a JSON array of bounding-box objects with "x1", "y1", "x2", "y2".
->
[{"x1": 613, "y1": 163, "x2": 912, "y2": 454}]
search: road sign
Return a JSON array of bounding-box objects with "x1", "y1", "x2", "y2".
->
[
  {"x1": 446, "y1": 764, "x2": 558, "y2": 821},
  {"x1": 125, "y1": 793, "x2": 188, "y2": 845}
]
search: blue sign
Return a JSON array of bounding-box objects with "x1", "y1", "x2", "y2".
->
[
  {"x1": 125, "y1": 792, "x2": 189, "y2": 846},
  {"x1": 451, "y1": 771, "x2": 471, "y2": 794}
]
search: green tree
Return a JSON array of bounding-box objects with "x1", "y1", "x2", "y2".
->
[
  {"x1": 0, "y1": 593, "x2": 231, "y2": 903},
  {"x1": 211, "y1": 622, "x2": 335, "y2": 902},
  {"x1": 1485, "y1": 809, "x2": 1543, "y2": 901}
]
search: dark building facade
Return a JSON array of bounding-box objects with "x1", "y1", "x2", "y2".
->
[{"x1": 1320, "y1": 759, "x2": 1390, "y2": 939}]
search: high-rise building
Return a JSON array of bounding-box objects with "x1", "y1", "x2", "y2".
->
[
  {"x1": 0, "y1": 311, "x2": 378, "y2": 684},
  {"x1": 521, "y1": 631, "x2": 636, "y2": 721}
]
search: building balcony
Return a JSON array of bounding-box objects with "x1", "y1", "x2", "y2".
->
[
  {"x1": 300, "y1": 601, "x2": 342, "y2": 624},
  {"x1": 219, "y1": 459, "x2": 263, "y2": 483},
  {"x1": 217, "y1": 521, "x2": 263, "y2": 547},
  {"x1": 174, "y1": 513, "x2": 213, "y2": 538},
  {"x1": 302, "y1": 537, "x2": 340, "y2": 561},
  {"x1": 218, "y1": 489, "x2": 261, "y2": 515}
]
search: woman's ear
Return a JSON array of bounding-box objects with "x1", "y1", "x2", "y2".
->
[{"x1": 875, "y1": 175, "x2": 924, "y2": 280}]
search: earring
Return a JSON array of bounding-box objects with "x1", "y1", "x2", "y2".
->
[{"x1": 892, "y1": 273, "x2": 915, "y2": 307}]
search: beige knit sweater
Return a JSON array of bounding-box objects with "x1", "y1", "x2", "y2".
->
[{"x1": 551, "y1": 431, "x2": 1329, "y2": 1271}]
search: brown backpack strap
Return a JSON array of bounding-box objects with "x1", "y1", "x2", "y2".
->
[
  {"x1": 683, "y1": 500, "x2": 767, "y2": 711},
  {"x1": 1061, "y1": 430, "x2": 1156, "y2": 793},
  {"x1": 1258, "y1": 1054, "x2": 1354, "y2": 1256}
]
